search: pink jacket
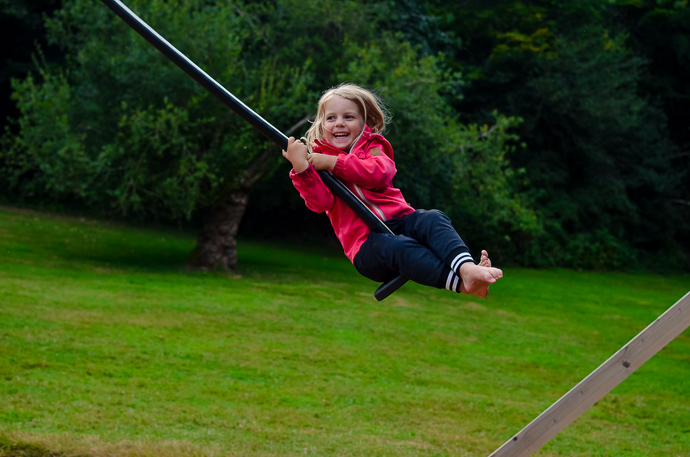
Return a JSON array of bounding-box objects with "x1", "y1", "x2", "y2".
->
[{"x1": 289, "y1": 126, "x2": 415, "y2": 262}]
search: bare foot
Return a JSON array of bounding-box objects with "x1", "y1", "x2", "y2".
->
[
  {"x1": 479, "y1": 249, "x2": 491, "y2": 267},
  {"x1": 459, "y1": 251, "x2": 502, "y2": 298}
]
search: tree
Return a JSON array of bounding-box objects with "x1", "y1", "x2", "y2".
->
[
  {"x1": 3, "y1": 0, "x2": 540, "y2": 271},
  {"x1": 619, "y1": 1, "x2": 690, "y2": 262},
  {"x1": 2, "y1": 0, "x2": 372, "y2": 270},
  {"x1": 392, "y1": 0, "x2": 689, "y2": 269}
]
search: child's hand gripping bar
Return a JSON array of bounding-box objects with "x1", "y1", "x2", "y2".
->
[{"x1": 100, "y1": 0, "x2": 408, "y2": 301}]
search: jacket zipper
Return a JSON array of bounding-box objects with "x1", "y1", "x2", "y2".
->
[{"x1": 354, "y1": 183, "x2": 387, "y2": 222}]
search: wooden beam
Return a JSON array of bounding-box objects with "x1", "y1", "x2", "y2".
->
[{"x1": 489, "y1": 291, "x2": 690, "y2": 457}]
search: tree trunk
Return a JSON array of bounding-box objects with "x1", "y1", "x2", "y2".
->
[
  {"x1": 188, "y1": 118, "x2": 309, "y2": 271},
  {"x1": 188, "y1": 190, "x2": 249, "y2": 271}
]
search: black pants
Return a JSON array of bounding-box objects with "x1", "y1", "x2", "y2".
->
[{"x1": 353, "y1": 209, "x2": 474, "y2": 293}]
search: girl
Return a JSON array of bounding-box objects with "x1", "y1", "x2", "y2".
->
[{"x1": 282, "y1": 83, "x2": 502, "y2": 298}]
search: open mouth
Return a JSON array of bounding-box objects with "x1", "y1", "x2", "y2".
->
[{"x1": 333, "y1": 133, "x2": 349, "y2": 139}]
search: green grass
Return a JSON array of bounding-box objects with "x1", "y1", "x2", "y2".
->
[{"x1": 0, "y1": 206, "x2": 689, "y2": 457}]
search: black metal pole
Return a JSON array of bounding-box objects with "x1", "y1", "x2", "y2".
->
[{"x1": 100, "y1": 0, "x2": 407, "y2": 300}]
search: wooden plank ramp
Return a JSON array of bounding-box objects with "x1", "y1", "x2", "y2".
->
[{"x1": 489, "y1": 291, "x2": 690, "y2": 457}]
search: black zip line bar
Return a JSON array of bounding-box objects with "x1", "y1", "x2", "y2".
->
[{"x1": 100, "y1": 0, "x2": 408, "y2": 301}]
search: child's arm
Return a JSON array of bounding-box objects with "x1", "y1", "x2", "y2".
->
[
  {"x1": 282, "y1": 137, "x2": 309, "y2": 173},
  {"x1": 283, "y1": 137, "x2": 336, "y2": 213},
  {"x1": 306, "y1": 138, "x2": 397, "y2": 189},
  {"x1": 333, "y1": 141, "x2": 397, "y2": 189},
  {"x1": 307, "y1": 153, "x2": 337, "y2": 172}
]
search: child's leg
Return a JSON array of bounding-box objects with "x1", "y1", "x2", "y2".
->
[
  {"x1": 389, "y1": 209, "x2": 471, "y2": 266},
  {"x1": 389, "y1": 210, "x2": 502, "y2": 297},
  {"x1": 354, "y1": 232, "x2": 464, "y2": 293}
]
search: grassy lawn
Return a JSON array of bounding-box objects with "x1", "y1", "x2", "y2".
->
[{"x1": 0, "y1": 206, "x2": 688, "y2": 457}]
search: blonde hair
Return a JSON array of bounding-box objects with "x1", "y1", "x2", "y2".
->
[{"x1": 304, "y1": 83, "x2": 389, "y2": 148}]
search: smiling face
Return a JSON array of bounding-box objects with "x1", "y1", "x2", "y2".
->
[{"x1": 322, "y1": 97, "x2": 365, "y2": 151}]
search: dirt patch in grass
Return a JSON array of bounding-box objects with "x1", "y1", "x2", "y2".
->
[
  {"x1": 0, "y1": 434, "x2": 220, "y2": 457},
  {"x1": 0, "y1": 438, "x2": 69, "y2": 457}
]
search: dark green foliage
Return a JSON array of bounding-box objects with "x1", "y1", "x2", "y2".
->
[
  {"x1": 0, "y1": 0, "x2": 63, "y2": 133},
  {"x1": 1, "y1": 0, "x2": 311, "y2": 220},
  {"x1": 385, "y1": 0, "x2": 690, "y2": 270},
  {"x1": 507, "y1": 28, "x2": 679, "y2": 269},
  {"x1": 1, "y1": 0, "x2": 688, "y2": 271}
]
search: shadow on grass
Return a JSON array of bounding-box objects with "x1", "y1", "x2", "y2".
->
[
  {"x1": 0, "y1": 206, "x2": 196, "y2": 273},
  {"x1": 0, "y1": 206, "x2": 354, "y2": 277}
]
